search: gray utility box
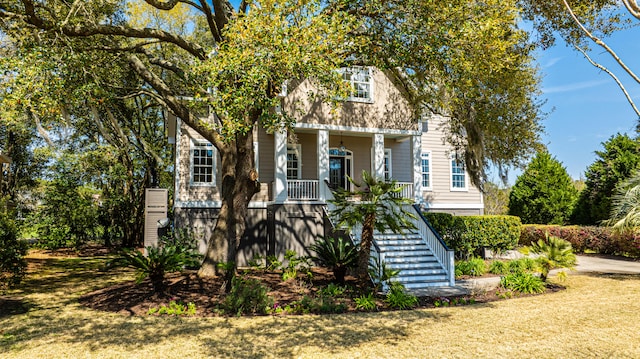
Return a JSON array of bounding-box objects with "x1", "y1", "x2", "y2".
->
[{"x1": 144, "y1": 188, "x2": 168, "y2": 249}]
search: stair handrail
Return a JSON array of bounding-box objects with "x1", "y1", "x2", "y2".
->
[{"x1": 410, "y1": 204, "x2": 455, "y2": 286}]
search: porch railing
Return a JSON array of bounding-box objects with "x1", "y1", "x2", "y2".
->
[
  {"x1": 394, "y1": 182, "x2": 414, "y2": 200},
  {"x1": 287, "y1": 180, "x2": 319, "y2": 200}
]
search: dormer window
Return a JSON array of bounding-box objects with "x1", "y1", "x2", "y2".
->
[{"x1": 340, "y1": 67, "x2": 373, "y2": 103}]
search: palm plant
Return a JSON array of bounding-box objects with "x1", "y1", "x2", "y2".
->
[
  {"x1": 604, "y1": 172, "x2": 640, "y2": 233},
  {"x1": 329, "y1": 170, "x2": 416, "y2": 284},
  {"x1": 525, "y1": 234, "x2": 576, "y2": 282},
  {"x1": 310, "y1": 236, "x2": 358, "y2": 284},
  {"x1": 113, "y1": 233, "x2": 203, "y2": 293}
]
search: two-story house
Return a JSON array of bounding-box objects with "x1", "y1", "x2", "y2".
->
[{"x1": 170, "y1": 67, "x2": 483, "y2": 288}]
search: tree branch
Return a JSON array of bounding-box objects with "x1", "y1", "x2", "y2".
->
[
  {"x1": 126, "y1": 53, "x2": 225, "y2": 150},
  {"x1": 198, "y1": 0, "x2": 223, "y2": 43},
  {"x1": 574, "y1": 44, "x2": 640, "y2": 119},
  {"x1": 622, "y1": 0, "x2": 640, "y2": 20},
  {"x1": 561, "y1": 0, "x2": 640, "y2": 86}
]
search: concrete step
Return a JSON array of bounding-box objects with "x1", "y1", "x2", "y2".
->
[
  {"x1": 378, "y1": 245, "x2": 431, "y2": 252},
  {"x1": 376, "y1": 239, "x2": 425, "y2": 246},
  {"x1": 394, "y1": 273, "x2": 448, "y2": 283},
  {"x1": 382, "y1": 250, "x2": 433, "y2": 257},
  {"x1": 386, "y1": 261, "x2": 442, "y2": 270},
  {"x1": 394, "y1": 268, "x2": 447, "y2": 276}
]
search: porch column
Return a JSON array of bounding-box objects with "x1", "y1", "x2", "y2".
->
[
  {"x1": 412, "y1": 135, "x2": 422, "y2": 203},
  {"x1": 372, "y1": 133, "x2": 385, "y2": 179},
  {"x1": 274, "y1": 129, "x2": 288, "y2": 203},
  {"x1": 317, "y1": 129, "x2": 329, "y2": 202}
]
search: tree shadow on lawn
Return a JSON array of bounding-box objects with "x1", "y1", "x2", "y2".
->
[
  {"x1": 0, "y1": 305, "x2": 454, "y2": 358},
  {"x1": 581, "y1": 272, "x2": 640, "y2": 281}
]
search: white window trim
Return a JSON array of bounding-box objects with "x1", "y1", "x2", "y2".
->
[
  {"x1": 190, "y1": 139, "x2": 216, "y2": 187},
  {"x1": 254, "y1": 141, "x2": 259, "y2": 180},
  {"x1": 421, "y1": 151, "x2": 432, "y2": 191},
  {"x1": 339, "y1": 66, "x2": 374, "y2": 103},
  {"x1": 450, "y1": 153, "x2": 468, "y2": 192},
  {"x1": 287, "y1": 144, "x2": 302, "y2": 180},
  {"x1": 384, "y1": 148, "x2": 392, "y2": 181}
]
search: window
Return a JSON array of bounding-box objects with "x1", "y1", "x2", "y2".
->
[
  {"x1": 341, "y1": 67, "x2": 373, "y2": 102},
  {"x1": 384, "y1": 148, "x2": 392, "y2": 181},
  {"x1": 191, "y1": 140, "x2": 215, "y2": 186},
  {"x1": 450, "y1": 153, "x2": 467, "y2": 190},
  {"x1": 421, "y1": 152, "x2": 431, "y2": 190},
  {"x1": 287, "y1": 144, "x2": 301, "y2": 180}
]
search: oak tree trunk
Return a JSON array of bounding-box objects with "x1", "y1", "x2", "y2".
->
[{"x1": 198, "y1": 124, "x2": 260, "y2": 292}]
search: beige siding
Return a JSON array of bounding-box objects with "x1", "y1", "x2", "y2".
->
[
  {"x1": 421, "y1": 115, "x2": 483, "y2": 213},
  {"x1": 385, "y1": 138, "x2": 412, "y2": 182},
  {"x1": 283, "y1": 68, "x2": 418, "y2": 132},
  {"x1": 294, "y1": 132, "x2": 318, "y2": 179},
  {"x1": 176, "y1": 125, "x2": 221, "y2": 203}
]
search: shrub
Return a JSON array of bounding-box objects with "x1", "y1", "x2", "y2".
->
[
  {"x1": 354, "y1": 292, "x2": 377, "y2": 311},
  {"x1": 112, "y1": 234, "x2": 202, "y2": 293},
  {"x1": 424, "y1": 212, "x2": 520, "y2": 259},
  {"x1": 281, "y1": 250, "x2": 312, "y2": 281},
  {"x1": 520, "y1": 225, "x2": 640, "y2": 258},
  {"x1": 500, "y1": 272, "x2": 545, "y2": 294},
  {"x1": 385, "y1": 282, "x2": 418, "y2": 310},
  {"x1": 524, "y1": 235, "x2": 576, "y2": 282},
  {"x1": 455, "y1": 257, "x2": 487, "y2": 277},
  {"x1": 147, "y1": 300, "x2": 196, "y2": 316},
  {"x1": 310, "y1": 236, "x2": 358, "y2": 284},
  {"x1": 223, "y1": 276, "x2": 273, "y2": 316},
  {"x1": 369, "y1": 257, "x2": 401, "y2": 292},
  {"x1": 489, "y1": 260, "x2": 509, "y2": 275},
  {"x1": 317, "y1": 283, "x2": 347, "y2": 297},
  {"x1": 0, "y1": 214, "x2": 28, "y2": 289}
]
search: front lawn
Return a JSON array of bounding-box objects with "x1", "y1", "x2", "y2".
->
[{"x1": 2, "y1": 250, "x2": 640, "y2": 358}]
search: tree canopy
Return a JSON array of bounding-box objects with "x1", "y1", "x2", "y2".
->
[
  {"x1": 509, "y1": 151, "x2": 578, "y2": 224},
  {"x1": 571, "y1": 133, "x2": 640, "y2": 225},
  {"x1": 0, "y1": 0, "x2": 545, "y2": 277}
]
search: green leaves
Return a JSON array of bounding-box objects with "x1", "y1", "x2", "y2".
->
[{"x1": 509, "y1": 151, "x2": 578, "y2": 225}]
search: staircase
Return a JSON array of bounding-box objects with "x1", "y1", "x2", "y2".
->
[{"x1": 375, "y1": 232, "x2": 451, "y2": 289}]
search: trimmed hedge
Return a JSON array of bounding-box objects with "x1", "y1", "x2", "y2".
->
[
  {"x1": 424, "y1": 212, "x2": 521, "y2": 259},
  {"x1": 520, "y1": 225, "x2": 640, "y2": 258}
]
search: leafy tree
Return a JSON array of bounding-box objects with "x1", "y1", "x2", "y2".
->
[
  {"x1": 0, "y1": 1, "x2": 544, "y2": 284},
  {"x1": 330, "y1": 171, "x2": 415, "y2": 284},
  {"x1": 0, "y1": 213, "x2": 27, "y2": 289},
  {"x1": 483, "y1": 181, "x2": 511, "y2": 215},
  {"x1": 33, "y1": 153, "x2": 100, "y2": 249},
  {"x1": 572, "y1": 133, "x2": 640, "y2": 225},
  {"x1": 509, "y1": 151, "x2": 578, "y2": 224}
]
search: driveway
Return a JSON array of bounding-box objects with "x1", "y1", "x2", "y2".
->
[{"x1": 412, "y1": 254, "x2": 640, "y2": 297}]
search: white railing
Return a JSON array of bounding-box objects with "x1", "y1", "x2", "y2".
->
[
  {"x1": 394, "y1": 182, "x2": 414, "y2": 200},
  {"x1": 406, "y1": 204, "x2": 455, "y2": 286},
  {"x1": 287, "y1": 180, "x2": 319, "y2": 200}
]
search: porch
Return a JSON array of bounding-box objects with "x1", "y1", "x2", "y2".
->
[
  {"x1": 285, "y1": 179, "x2": 415, "y2": 201},
  {"x1": 270, "y1": 124, "x2": 423, "y2": 204}
]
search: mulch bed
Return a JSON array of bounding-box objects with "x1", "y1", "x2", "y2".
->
[{"x1": 78, "y1": 267, "x2": 566, "y2": 317}]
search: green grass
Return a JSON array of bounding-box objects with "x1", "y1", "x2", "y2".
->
[{"x1": 2, "y1": 251, "x2": 640, "y2": 358}]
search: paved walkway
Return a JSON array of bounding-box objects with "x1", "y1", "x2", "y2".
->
[{"x1": 410, "y1": 254, "x2": 640, "y2": 297}]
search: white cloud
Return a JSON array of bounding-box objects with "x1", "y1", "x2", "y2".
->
[
  {"x1": 543, "y1": 57, "x2": 563, "y2": 68},
  {"x1": 543, "y1": 79, "x2": 611, "y2": 94}
]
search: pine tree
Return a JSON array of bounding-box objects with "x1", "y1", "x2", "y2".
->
[{"x1": 509, "y1": 151, "x2": 577, "y2": 224}]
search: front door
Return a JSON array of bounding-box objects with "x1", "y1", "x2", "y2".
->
[{"x1": 329, "y1": 157, "x2": 346, "y2": 189}]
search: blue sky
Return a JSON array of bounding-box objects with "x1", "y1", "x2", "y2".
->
[{"x1": 527, "y1": 24, "x2": 640, "y2": 182}]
